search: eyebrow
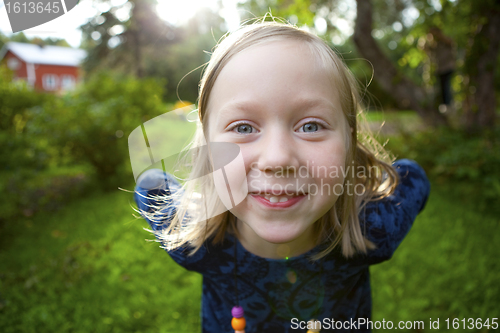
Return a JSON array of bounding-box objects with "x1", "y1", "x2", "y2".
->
[
  {"x1": 293, "y1": 97, "x2": 337, "y2": 111},
  {"x1": 217, "y1": 101, "x2": 259, "y2": 117}
]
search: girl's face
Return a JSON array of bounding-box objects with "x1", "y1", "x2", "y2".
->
[{"x1": 207, "y1": 40, "x2": 348, "y2": 258}]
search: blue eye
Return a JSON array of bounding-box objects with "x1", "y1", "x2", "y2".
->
[
  {"x1": 301, "y1": 122, "x2": 320, "y2": 132},
  {"x1": 235, "y1": 124, "x2": 254, "y2": 134}
]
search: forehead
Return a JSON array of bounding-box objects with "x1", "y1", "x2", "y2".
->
[
  {"x1": 206, "y1": 39, "x2": 340, "y2": 113},
  {"x1": 221, "y1": 38, "x2": 330, "y2": 80}
]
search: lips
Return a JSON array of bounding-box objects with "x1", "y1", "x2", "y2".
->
[{"x1": 258, "y1": 194, "x2": 301, "y2": 203}]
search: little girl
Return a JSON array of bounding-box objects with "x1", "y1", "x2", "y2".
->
[{"x1": 134, "y1": 21, "x2": 430, "y2": 333}]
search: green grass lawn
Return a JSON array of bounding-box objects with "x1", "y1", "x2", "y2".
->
[
  {"x1": 371, "y1": 180, "x2": 500, "y2": 330},
  {"x1": 1, "y1": 178, "x2": 498, "y2": 332},
  {"x1": 0, "y1": 187, "x2": 202, "y2": 333}
]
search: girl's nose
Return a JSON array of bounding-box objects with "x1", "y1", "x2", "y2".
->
[{"x1": 255, "y1": 127, "x2": 300, "y2": 175}]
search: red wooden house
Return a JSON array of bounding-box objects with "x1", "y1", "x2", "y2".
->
[{"x1": 0, "y1": 42, "x2": 86, "y2": 92}]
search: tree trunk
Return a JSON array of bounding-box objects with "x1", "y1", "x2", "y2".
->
[
  {"x1": 132, "y1": 29, "x2": 144, "y2": 78},
  {"x1": 353, "y1": 0, "x2": 448, "y2": 126},
  {"x1": 130, "y1": 0, "x2": 144, "y2": 78},
  {"x1": 464, "y1": 6, "x2": 500, "y2": 131}
]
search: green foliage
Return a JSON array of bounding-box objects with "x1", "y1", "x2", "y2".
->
[
  {"x1": 339, "y1": 43, "x2": 402, "y2": 110},
  {"x1": 0, "y1": 167, "x2": 91, "y2": 224},
  {"x1": 33, "y1": 72, "x2": 166, "y2": 190},
  {"x1": 0, "y1": 68, "x2": 93, "y2": 224},
  {"x1": 386, "y1": 127, "x2": 500, "y2": 201},
  {"x1": 0, "y1": 66, "x2": 52, "y2": 171},
  {"x1": 276, "y1": 0, "x2": 316, "y2": 26},
  {"x1": 30, "y1": 36, "x2": 71, "y2": 47},
  {"x1": 80, "y1": 4, "x2": 226, "y2": 103},
  {"x1": 0, "y1": 32, "x2": 70, "y2": 48},
  {"x1": 144, "y1": 8, "x2": 226, "y2": 102},
  {"x1": 4, "y1": 32, "x2": 30, "y2": 44},
  {"x1": 0, "y1": 32, "x2": 7, "y2": 50},
  {"x1": 80, "y1": 0, "x2": 180, "y2": 78}
]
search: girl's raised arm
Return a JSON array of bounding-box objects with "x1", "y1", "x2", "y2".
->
[{"x1": 360, "y1": 159, "x2": 431, "y2": 265}]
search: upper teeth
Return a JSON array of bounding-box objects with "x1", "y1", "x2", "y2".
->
[{"x1": 266, "y1": 196, "x2": 289, "y2": 203}]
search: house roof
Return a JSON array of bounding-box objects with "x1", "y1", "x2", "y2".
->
[{"x1": 0, "y1": 42, "x2": 87, "y2": 67}]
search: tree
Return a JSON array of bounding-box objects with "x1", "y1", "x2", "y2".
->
[
  {"x1": 5, "y1": 32, "x2": 30, "y2": 44},
  {"x1": 81, "y1": 2, "x2": 227, "y2": 102},
  {"x1": 0, "y1": 32, "x2": 9, "y2": 49},
  {"x1": 354, "y1": 0, "x2": 500, "y2": 129},
  {"x1": 459, "y1": 0, "x2": 500, "y2": 131},
  {"x1": 352, "y1": 0, "x2": 447, "y2": 125},
  {"x1": 143, "y1": 8, "x2": 226, "y2": 102},
  {"x1": 0, "y1": 32, "x2": 70, "y2": 48},
  {"x1": 80, "y1": 0, "x2": 179, "y2": 78}
]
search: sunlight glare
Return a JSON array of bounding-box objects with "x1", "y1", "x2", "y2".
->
[{"x1": 156, "y1": 0, "x2": 219, "y2": 25}]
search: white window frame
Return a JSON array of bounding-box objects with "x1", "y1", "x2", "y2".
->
[
  {"x1": 7, "y1": 57, "x2": 20, "y2": 70},
  {"x1": 61, "y1": 74, "x2": 76, "y2": 90},
  {"x1": 42, "y1": 74, "x2": 58, "y2": 91}
]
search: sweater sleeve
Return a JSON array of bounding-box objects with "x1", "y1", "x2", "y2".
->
[
  {"x1": 134, "y1": 169, "x2": 181, "y2": 232},
  {"x1": 360, "y1": 159, "x2": 431, "y2": 265},
  {"x1": 134, "y1": 169, "x2": 196, "y2": 266}
]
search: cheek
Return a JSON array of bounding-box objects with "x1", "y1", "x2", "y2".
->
[
  {"x1": 236, "y1": 145, "x2": 259, "y2": 175},
  {"x1": 308, "y1": 143, "x2": 347, "y2": 186}
]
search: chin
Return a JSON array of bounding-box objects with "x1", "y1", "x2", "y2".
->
[
  {"x1": 259, "y1": 233, "x2": 294, "y2": 245},
  {"x1": 255, "y1": 223, "x2": 307, "y2": 245}
]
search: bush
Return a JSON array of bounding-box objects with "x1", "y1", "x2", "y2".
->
[
  {"x1": 386, "y1": 127, "x2": 500, "y2": 201},
  {"x1": 33, "y1": 72, "x2": 167, "y2": 190},
  {"x1": 0, "y1": 167, "x2": 92, "y2": 226},
  {"x1": 0, "y1": 66, "x2": 52, "y2": 171}
]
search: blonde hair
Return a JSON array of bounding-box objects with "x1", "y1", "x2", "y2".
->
[{"x1": 142, "y1": 20, "x2": 399, "y2": 260}]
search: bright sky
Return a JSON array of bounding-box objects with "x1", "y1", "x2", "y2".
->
[{"x1": 0, "y1": 0, "x2": 242, "y2": 48}]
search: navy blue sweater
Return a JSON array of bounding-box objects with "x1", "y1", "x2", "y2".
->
[{"x1": 135, "y1": 159, "x2": 430, "y2": 332}]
